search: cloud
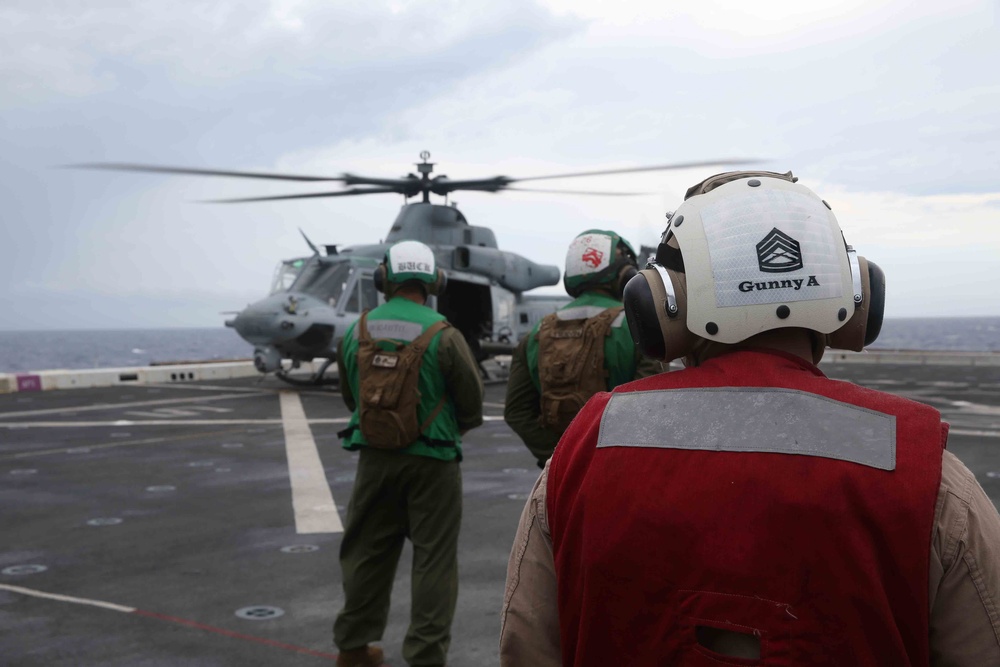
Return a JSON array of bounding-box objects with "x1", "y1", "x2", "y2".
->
[
  {"x1": 817, "y1": 186, "x2": 1000, "y2": 251},
  {"x1": 2, "y1": 0, "x2": 998, "y2": 332},
  {"x1": 0, "y1": 0, "x2": 580, "y2": 107}
]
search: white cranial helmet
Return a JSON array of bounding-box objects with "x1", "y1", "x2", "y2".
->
[
  {"x1": 621, "y1": 171, "x2": 885, "y2": 363},
  {"x1": 671, "y1": 174, "x2": 856, "y2": 342}
]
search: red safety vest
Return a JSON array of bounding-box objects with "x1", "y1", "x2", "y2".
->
[{"x1": 548, "y1": 349, "x2": 946, "y2": 667}]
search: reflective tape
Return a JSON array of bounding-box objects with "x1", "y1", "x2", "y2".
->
[
  {"x1": 597, "y1": 388, "x2": 895, "y2": 470},
  {"x1": 354, "y1": 319, "x2": 424, "y2": 342},
  {"x1": 557, "y1": 306, "x2": 626, "y2": 327}
]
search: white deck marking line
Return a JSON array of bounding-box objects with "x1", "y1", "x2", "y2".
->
[
  {"x1": 0, "y1": 583, "x2": 136, "y2": 613},
  {"x1": 0, "y1": 427, "x2": 251, "y2": 461},
  {"x1": 482, "y1": 401, "x2": 506, "y2": 409},
  {"x1": 143, "y1": 383, "x2": 267, "y2": 393},
  {"x1": 0, "y1": 583, "x2": 339, "y2": 659},
  {"x1": 0, "y1": 392, "x2": 270, "y2": 420},
  {"x1": 279, "y1": 391, "x2": 343, "y2": 534},
  {"x1": 1, "y1": 418, "x2": 349, "y2": 428},
  {"x1": 3, "y1": 436, "x2": 169, "y2": 459},
  {"x1": 145, "y1": 383, "x2": 339, "y2": 399},
  {"x1": 950, "y1": 429, "x2": 1000, "y2": 438}
]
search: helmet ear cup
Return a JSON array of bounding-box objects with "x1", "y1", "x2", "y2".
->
[
  {"x1": 622, "y1": 266, "x2": 697, "y2": 362},
  {"x1": 825, "y1": 256, "x2": 886, "y2": 351},
  {"x1": 373, "y1": 263, "x2": 388, "y2": 294},
  {"x1": 614, "y1": 263, "x2": 638, "y2": 300},
  {"x1": 623, "y1": 272, "x2": 666, "y2": 360},
  {"x1": 863, "y1": 259, "x2": 885, "y2": 346},
  {"x1": 426, "y1": 269, "x2": 447, "y2": 296}
]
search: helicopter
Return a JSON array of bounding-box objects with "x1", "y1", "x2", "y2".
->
[{"x1": 75, "y1": 152, "x2": 757, "y2": 385}]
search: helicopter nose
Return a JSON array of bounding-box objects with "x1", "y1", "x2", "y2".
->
[
  {"x1": 228, "y1": 292, "x2": 337, "y2": 355},
  {"x1": 228, "y1": 294, "x2": 298, "y2": 345}
]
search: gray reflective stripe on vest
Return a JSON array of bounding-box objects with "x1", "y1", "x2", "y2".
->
[
  {"x1": 557, "y1": 306, "x2": 625, "y2": 327},
  {"x1": 597, "y1": 388, "x2": 896, "y2": 470},
  {"x1": 353, "y1": 319, "x2": 424, "y2": 342}
]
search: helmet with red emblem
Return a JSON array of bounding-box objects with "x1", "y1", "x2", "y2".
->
[{"x1": 563, "y1": 229, "x2": 639, "y2": 299}]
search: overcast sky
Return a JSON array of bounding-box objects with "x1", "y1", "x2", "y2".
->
[{"x1": 1, "y1": 0, "x2": 998, "y2": 331}]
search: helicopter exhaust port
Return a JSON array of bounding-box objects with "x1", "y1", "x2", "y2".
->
[{"x1": 253, "y1": 347, "x2": 282, "y2": 373}]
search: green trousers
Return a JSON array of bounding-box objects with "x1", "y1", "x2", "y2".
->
[{"x1": 333, "y1": 447, "x2": 462, "y2": 667}]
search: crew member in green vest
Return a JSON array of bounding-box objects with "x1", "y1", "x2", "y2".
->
[
  {"x1": 504, "y1": 229, "x2": 661, "y2": 468},
  {"x1": 333, "y1": 240, "x2": 484, "y2": 667}
]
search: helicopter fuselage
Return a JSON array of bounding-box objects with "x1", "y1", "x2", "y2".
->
[
  {"x1": 226, "y1": 202, "x2": 567, "y2": 377},
  {"x1": 80, "y1": 151, "x2": 753, "y2": 382}
]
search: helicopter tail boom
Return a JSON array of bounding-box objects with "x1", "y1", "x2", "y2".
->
[{"x1": 453, "y1": 246, "x2": 559, "y2": 293}]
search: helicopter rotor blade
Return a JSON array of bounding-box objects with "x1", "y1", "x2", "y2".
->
[
  {"x1": 299, "y1": 228, "x2": 321, "y2": 256},
  {"x1": 342, "y1": 174, "x2": 421, "y2": 189},
  {"x1": 201, "y1": 186, "x2": 404, "y2": 203},
  {"x1": 428, "y1": 177, "x2": 510, "y2": 195},
  {"x1": 510, "y1": 158, "x2": 764, "y2": 183},
  {"x1": 69, "y1": 163, "x2": 426, "y2": 197},
  {"x1": 503, "y1": 187, "x2": 654, "y2": 197},
  {"x1": 69, "y1": 155, "x2": 765, "y2": 202},
  {"x1": 68, "y1": 162, "x2": 349, "y2": 183}
]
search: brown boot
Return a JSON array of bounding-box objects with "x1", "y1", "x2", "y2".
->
[{"x1": 336, "y1": 645, "x2": 385, "y2": 667}]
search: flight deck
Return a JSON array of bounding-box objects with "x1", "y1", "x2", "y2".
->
[{"x1": 1, "y1": 359, "x2": 999, "y2": 666}]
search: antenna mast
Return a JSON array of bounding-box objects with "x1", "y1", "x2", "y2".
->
[{"x1": 416, "y1": 150, "x2": 434, "y2": 203}]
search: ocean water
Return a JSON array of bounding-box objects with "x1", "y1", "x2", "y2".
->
[
  {"x1": 870, "y1": 317, "x2": 999, "y2": 354},
  {"x1": 0, "y1": 328, "x2": 251, "y2": 374},
  {"x1": 0, "y1": 318, "x2": 998, "y2": 374}
]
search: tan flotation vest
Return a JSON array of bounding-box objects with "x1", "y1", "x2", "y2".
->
[
  {"x1": 536, "y1": 306, "x2": 623, "y2": 434},
  {"x1": 356, "y1": 311, "x2": 449, "y2": 449}
]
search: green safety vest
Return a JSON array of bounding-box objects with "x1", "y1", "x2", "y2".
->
[{"x1": 339, "y1": 297, "x2": 463, "y2": 461}]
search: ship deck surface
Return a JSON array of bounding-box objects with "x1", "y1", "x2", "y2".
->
[{"x1": 2, "y1": 362, "x2": 998, "y2": 666}]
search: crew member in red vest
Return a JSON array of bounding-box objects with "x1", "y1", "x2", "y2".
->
[{"x1": 499, "y1": 171, "x2": 1000, "y2": 666}]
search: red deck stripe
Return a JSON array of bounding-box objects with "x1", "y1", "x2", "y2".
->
[{"x1": 131, "y1": 609, "x2": 338, "y2": 660}]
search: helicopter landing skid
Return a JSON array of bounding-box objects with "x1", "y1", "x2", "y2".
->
[
  {"x1": 478, "y1": 358, "x2": 511, "y2": 386},
  {"x1": 274, "y1": 359, "x2": 339, "y2": 387}
]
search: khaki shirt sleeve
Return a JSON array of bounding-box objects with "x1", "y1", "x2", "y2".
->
[
  {"x1": 437, "y1": 326, "x2": 484, "y2": 432},
  {"x1": 929, "y1": 449, "x2": 1000, "y2": 665},
  {"x1": 500, "y1": 460, "x2": 561, "y2": 667},
  {"x1": 503, "y1": 337, "x2": 560, "y2": 466}
]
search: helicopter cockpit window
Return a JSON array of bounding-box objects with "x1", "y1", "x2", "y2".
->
[
  {"x1": 270, "y1": 258, "x2": 308, "y2": 294},
  {"x1": 345, "y1": 279, "x2": 360, "y2": 313},
  {"x1": 360, "y1": 275, "x2": 378, "y2": 311},
  {"x1": 344, "y1": 274, "x2": 378, "y2": 313},
  {"x1": 291, "y1": 262, "x2": 352, "y2": 305}
]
